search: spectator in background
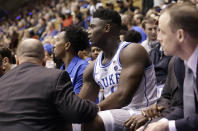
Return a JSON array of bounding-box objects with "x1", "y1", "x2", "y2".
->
[
  {"x1": 54, "y1": 25, "x2": 89, "y2": 95},
  {"x1": 8, "y1": 30, "x2": 19, "y2": 51},
  {"x1": 124, "y1": 30, "x2": 142, "y2": 43},
  {"x1": 88, "y1": 0, "x2": 103, "y2": 15},
  {"x1": 90, "y1": 45, "x2": 101, "y2": 61},
  {"x1": 40, "y1": 22, "x2": 58, "y2": 41},
  {"x1": 36, "y1": 18, "x2": 46, "y2": 38},
  {"x1": 141, "y1": 17, "x2": 158, "y2": 53},
  {"x1": 142, "y1": 0, "x2": 154, "y2": 15},
  {"x1": 44, "y1": 43, "x2": 56, "y2": 68},
  {"x1": 131, "y1": 13, "x2": 147, "y2": 43},
  {"x1": 63, "y1": 10, "x2": 73, "y2": 27},
  {"x1": 54, "y1": 13, "x2": 65, "y2": 32},
  {"x1": 0, "y1": 46, "x2": 16, "y2": 75},
  {"x1": 73, "y1": 13, "x2": 85, "y2": 28},
  {"x1": 121, "y1": 13, "x2": 132, "y2": 30},
  {"x1": 106, "y1": 2, "x2": 114, "y2": 10}
]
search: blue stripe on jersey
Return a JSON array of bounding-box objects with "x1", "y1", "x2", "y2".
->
[
  {"x1": 111, "y1": 86, "x2": 115, "y2": 93},
  {"x1": 93, "y1": 58, "x2": 98, "y2": 81},
  {"x1": 144, "y1": 73, "x2": 149, "y2": 107},
  {"x1": 99, "y1": 52, "x2": 113, "y2": 68}
]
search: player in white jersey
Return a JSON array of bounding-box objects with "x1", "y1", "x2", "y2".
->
[{"x1": 79, "y1": 8, "x2": 157, "y2": 131}]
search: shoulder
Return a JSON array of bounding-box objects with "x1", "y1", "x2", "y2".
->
[
  {"x1": 77, "y1": 59, "x2": 89, "y2": 70},
  {"x1": 120, "y1": 43, "x2": 151, "y2": 66},
  {"x1": 38, "y1": 67, "x2": 65, "y2": 77}
]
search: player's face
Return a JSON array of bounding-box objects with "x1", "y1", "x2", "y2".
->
[
  {"x1": 88, "y1": 18, "x2": 106, "y2": 48},
  {"x1": 54, "y1": 32, "x2": 66, "y2": 59}
]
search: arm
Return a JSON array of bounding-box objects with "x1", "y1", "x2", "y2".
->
[
  {"x1": 73, "y1": 63, "x2": 88, "y2": 94},
  {"x1": 79, "y1": 62, "x2": 100, "y2": 102},
  {"x1": 53, "y1": 71, "x2": 98, "y2": 123},
  {"x1": 98, "y1": 44, "x2": 151, "y2": 110}
]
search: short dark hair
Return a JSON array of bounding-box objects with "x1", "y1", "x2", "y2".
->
[
  {"x1": 124, "y1": 30, "x2": 142, "y2": 43},
  {"x1": 93, "y1": 8, "x2": 121, "y2": 26},
  {"x1": 63, "y1": 25, "x2": 89, "y2": 55},
  {"x1": 0, "y1": 46, "x2": 14, "y2": 63},
  {"x1": 162, "y1": 2, "x2": 198, "y2": 39}
]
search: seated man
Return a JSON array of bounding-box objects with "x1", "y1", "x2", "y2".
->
[
  {"x1": 54, "y1": 25, "x2": 89, "y2": 94},
  {"x1": 78, "y1": 8, "x2": 157, "y2": 131}
]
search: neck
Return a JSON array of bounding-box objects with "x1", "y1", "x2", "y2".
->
[
  {"x1": 18, "y1": 58, "x2": 43, "y2": 66},
  {"x1": 179, "y1": 40, "x2": 197, "y2": 61},
  {"x1": 62, "y1": 53, "x2": 75, "y2": 69},
  {"x1": 102, "y1": 38, "x2": 120, "y2": 59}
]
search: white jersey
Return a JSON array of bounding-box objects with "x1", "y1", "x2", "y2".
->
[{"x1": 93, "y1": 42, "x2": 157, "y2": 110}]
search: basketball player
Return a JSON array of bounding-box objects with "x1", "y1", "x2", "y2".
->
[{"x1": 79, "y1": 8, "x2": 157, "y2": 131}]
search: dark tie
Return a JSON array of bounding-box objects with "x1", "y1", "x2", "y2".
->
[{"x1": 183, "y1": 67, "x2": 196, "y2": 118}]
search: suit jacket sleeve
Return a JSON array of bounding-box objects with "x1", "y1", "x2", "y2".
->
[
  {"x1": 157, "y1": 57, "x2": 183, "y2": 119},
  {"x1": 164, "y1": 57, "x2": 184, "y2": 121},
  {"x1": 157, "y1": 56, "x2": 175, "y2": 107},
  {"x1": 53, "y1": 71, "x2": 98, "y2": 123}
]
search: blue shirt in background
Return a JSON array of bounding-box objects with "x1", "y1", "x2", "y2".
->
[{"x1": 60, "y1": 56, "x2": 88, "y2": 94}]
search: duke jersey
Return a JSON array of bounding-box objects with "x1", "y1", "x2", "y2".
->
[{"x1": 93, "y1": 42, "x2": 157, "y2": 110}]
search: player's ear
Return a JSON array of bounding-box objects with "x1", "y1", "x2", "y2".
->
[
  {"x1": 64, "y1": 42, "x2": 71, "y2": 50},
  {"x1": 104, "y1": 24, "x2": 111, "y2": 32}
]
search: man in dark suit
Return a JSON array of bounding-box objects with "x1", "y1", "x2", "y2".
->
[
  {"x1": 0, "y1": 38, "x2": 99, "y2": 131},
  {"x1": 137, "y1": 2, "x2": 198, "y2": 131}
]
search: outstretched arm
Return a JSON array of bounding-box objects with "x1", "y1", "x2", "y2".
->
[{"x1": 53, "y1": 71, "x2": 99, "y2": 123}]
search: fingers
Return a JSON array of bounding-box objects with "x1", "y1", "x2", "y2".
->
[
  {"x1": 130, "y1": 121, "x2": 136, "y2": 130},
  {"x1": 125, "y1": 117, "x2": 135, "y2": 129},
  {"x1": 157, "y1": 106, "x2": 165, "y2": 111},
  {"x1": 142, "y1": 104, "x2": 163, "y2": 119},
  {"x1": 134, "y1": 117, "x2": 148, "y2": 130}
]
